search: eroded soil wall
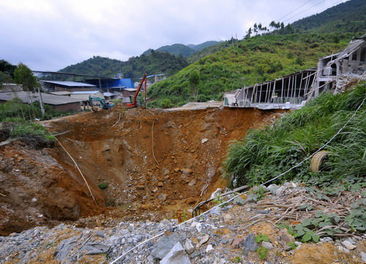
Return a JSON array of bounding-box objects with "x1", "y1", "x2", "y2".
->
[{"x1": 0, "y1": 107, "x2": 280, "y2": 234}]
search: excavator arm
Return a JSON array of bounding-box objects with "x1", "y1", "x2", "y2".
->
[{"x1": 127, "y1": 73, "x2": 147, "y2": 108}]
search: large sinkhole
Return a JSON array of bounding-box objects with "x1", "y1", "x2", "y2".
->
[{"x1": 0, "y1": 107, "x2": 278, "y2": 235}]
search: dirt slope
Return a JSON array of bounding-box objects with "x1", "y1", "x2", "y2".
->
[
  {"x1": 0, "y1": 107, "x2": 280, "y2": 235},
  {"x1": 47, "y1": 107, "x2": 280, "y2": 221},
  {"x1": 0, "y1": 142, "x2": 104, "y2": 236}
]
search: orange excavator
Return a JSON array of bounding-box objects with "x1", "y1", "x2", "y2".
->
[{"x1": 126, "y1": 73, "x2": 147, "y2": 108}]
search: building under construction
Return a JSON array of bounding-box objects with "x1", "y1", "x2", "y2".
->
[{"x1": 224, "y1": 34, "x2": 366, "y2": 110}]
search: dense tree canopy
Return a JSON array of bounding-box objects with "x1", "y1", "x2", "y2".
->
[
  {"x1": 14, "y1": 63, "x2": 39, "y2": 92},
  {"x1": 59, "y1": 52, "x2": 188, "y2": 81}
]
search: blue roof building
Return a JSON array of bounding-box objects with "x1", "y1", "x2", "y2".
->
[{"x1": 86, "y1": 78, "x2": 134, "y2": 90}]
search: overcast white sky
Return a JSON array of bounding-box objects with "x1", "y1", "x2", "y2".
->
[{"x1": 0, "y1": 0, "x2": 347, "y2": 70}]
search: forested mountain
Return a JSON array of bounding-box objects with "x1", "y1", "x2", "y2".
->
[
  {"x1": 143, "y1": 41, "x2": 220, "y2": 58},
  {"x1": 187, "y1": 39, "x2": 238, "y2": 63},
  {"x1": 59, "y1": 0, "x2": 365, "y2": 97},
  {"x1": 148, "y1": 0, "x2": 366, "y2": 107},
  {"x1": 148, "y1": 33, "x2": 353, "y2": 107},
  {"x1": 59, "y1": 51, "x2": 188, "y2": 80},
  {"x1": 188, "y1": 41, "x2": 220, "y2": 51},
  {"x1": 153, "y1": 44, "x2": 195, "y2": 57},
  {"x1": 292, "y1": 0, "x2": 366, "y2": 33},
  {"x1": 60, "y1": 40, "x2": 219, "y2": 79}
]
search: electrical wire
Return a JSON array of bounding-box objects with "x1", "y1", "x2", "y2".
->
[
  {"x1": 110, "y1": 95, "x2": 366, "y2": 264},
  {"x1": 275, "y1": 0, "x2": 320, "y2": 23},
  {"x1": 282, "y1": 0, "x2": 345, "y2": 24}
]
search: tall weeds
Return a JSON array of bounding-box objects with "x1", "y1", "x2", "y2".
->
[{"x1": 225, "y1": 83, "x2": 366, "y2": 187}]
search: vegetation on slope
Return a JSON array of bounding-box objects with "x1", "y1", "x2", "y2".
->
[
  {"x1": 187, "y1": 39, "x2": 238, "y2": 63},
  {"x1": 225, "y1": 83, "x2": 366, "y2": 188},
  {"x1": 147, "y1": 0, "x2": 366, "y2": 107},
  {"x1": 292, "y1": 0, "x2": 366, "y2": 33},
  {"x1": 0, "y1": 99, "x2": 56, "y2": 143},
  {"x1": 143, "y1": 41, "x2": 220, "y2": 58},
  {"x1": 148, "y1": 33, "x2": 353, "y2": 107},
  {"x1": 188, "y1": 41, "x2": 221, "y2": 52},
  {"x1": 144, "y1": 44, "x2": 195, "y2": 58},
  {"x1": 0, "y1": 60, "x2": 16, "y2": 84},
  {"x1": 60, "y1": 51, "x2": 188, "y2": 80}
]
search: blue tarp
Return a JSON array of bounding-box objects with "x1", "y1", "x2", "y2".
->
[
  {"x1": 111, "y1": 78, "x2": 134, "y2": 88},
  {"x1": 86, "y1": 78, "x2": 134, "y2": 89}
]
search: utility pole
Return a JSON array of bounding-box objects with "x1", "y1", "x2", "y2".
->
[
  {"x1": 37, "y1": 84, "x2": 45, "y2": 117},
  {"x1": 144, "y1": 77, "x2": 147, "y2": 108}
]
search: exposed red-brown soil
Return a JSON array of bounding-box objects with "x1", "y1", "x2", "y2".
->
[
  {"x1": 0, "y1": 142, "x2": 104, "y2": 236},
  {"x1": 0, "y1": 107, "x2": 281, "y2": 234}
]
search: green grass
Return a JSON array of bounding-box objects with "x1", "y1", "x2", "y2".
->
[
  {"x1": 256, "y1": 246, "x2": 269, "y2": 260},
  {"x1": 225, "y1": 83, "x2": 366, "y2": 188},
  {"x1": 148, "y1": 32, "x2": 355, "y2": 107},
  {"x1": 9, "y1": 121, "x2": 54, "y2": 141},
  {"x1": 0, "y1": 99, "x2": 59, "y2": 142}
]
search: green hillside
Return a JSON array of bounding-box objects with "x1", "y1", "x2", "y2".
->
[
  {"x1": 147, "y1": 0, "x2": 366, "y2": 107},
  {"x1": 188, "y1": 41, "x2": 220, "y2": 51},
  {"x1": 187, "y1": 39, "x2": 238, "y2": 63},
  {"x1": 292, "y1": 0, "x2": 366, "y2": 33},
  {"x1": 226, "y1": 82, "x2": 366, "y2": 188},
  {"x1": 148, "y1": 33, "x2": 353, "y2": 107},
  {"x1": 59, "y1": 51, "x2": 188, "y2": 80},
  {"x1": 156, "y1": 44, "x2": 195, "y2": 57},
  {"x1": 143, "y1": 41, "x2": 220, "y2": 58}
]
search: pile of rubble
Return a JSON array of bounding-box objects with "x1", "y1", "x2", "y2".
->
[{"x1": 0, "y1": 182, "x2": 365, "y2": 264}]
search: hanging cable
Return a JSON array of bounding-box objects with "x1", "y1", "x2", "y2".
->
[{"x1": 110, "y1": 95, "x2": 366, "y2": 263}]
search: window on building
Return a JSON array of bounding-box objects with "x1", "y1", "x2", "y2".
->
[
  {"x1": 361, "y1": 47, "x2": 366, "y2": 62},
  {"x1": 352, "y1": 52, "x2": 358, "y2": 61}
]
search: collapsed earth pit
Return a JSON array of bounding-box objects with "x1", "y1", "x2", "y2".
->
[{"x1": 0, "y1": 107, "x2": 279, "y2": 235}]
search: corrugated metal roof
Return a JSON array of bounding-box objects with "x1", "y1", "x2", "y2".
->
[
  {"x1": 41, "y1": 80, "x2": 96, "y2": 87},
  {"x1": 0, "y1": 91, "x2": 83, "y2": 105}
]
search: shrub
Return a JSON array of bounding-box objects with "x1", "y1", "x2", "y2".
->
[
  {"x1": 160, "y1": 98, "x2": 173, "y2": 108},
  {"x1": 225, "y1": 83, "x2": 366, "y2": 187},
  {"x1": 98, "y1": 183, "x2": 109, "y2": 190},
  {"x1": 10, "y1": 121, "x2": 55, "y2": 142}
]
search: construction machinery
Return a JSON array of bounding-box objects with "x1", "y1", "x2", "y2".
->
[
  {"x1": 88, "y1": 96, "x2": 114, "y2": 111},
  {"x1": 126, "y1": 73, "x2": 147, "y2": 108}
]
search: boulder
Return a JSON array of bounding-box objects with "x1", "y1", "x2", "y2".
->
[
  {"x1": 160, "y1": 242, "x2": 191, "y2": 264},
  {"x1": 243, "y1": 233, "x2": 258, "y2": 253},
  {"x1": 151, "y1": 233, "x2": 181, "y2": 260}
]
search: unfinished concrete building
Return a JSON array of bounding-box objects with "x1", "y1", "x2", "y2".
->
[
  {"x1": 224, "y1": 69, "x2": 317, "y2": 110},
  {"x1": 224, "y1": 34, "x2": 366, "y2": 109},
  {"x1": 317, "y1": 34, "x2": 366, "y2": 93}
]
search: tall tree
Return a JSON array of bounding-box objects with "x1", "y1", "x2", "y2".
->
[
  {"x1": 245, "y1": 27, "x2": 252, "y2": 39},
  {"x1": 14, "y1": 63, "x2": 45, "y2": 116},
  {"x1": 0, "y1": 60, "x2": 16, "y2": 77},
  {"x1": 14, "y1": 63, "x2": 38, "y2": 92}
]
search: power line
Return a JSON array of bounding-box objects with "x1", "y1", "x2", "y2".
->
[
  {"x1": 271, "y1": 0, "x2": 346, "y2": 27},
  {"x1": 282, "y1": 0, "x2": 345, "y2": 24},
  {"x1": 282, "y1": 0, "x2": 325, "y2": 24},
  {"x1": 110, "y1": 94, "x2": 366, "y2": 263},
  {"x1": 275, "y1": 0, "x2": 320, "y2": 23}
]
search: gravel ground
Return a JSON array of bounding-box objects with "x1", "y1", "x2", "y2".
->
[{"x1": 1, "y1": 183, "x2": 365, "y2": 264}]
